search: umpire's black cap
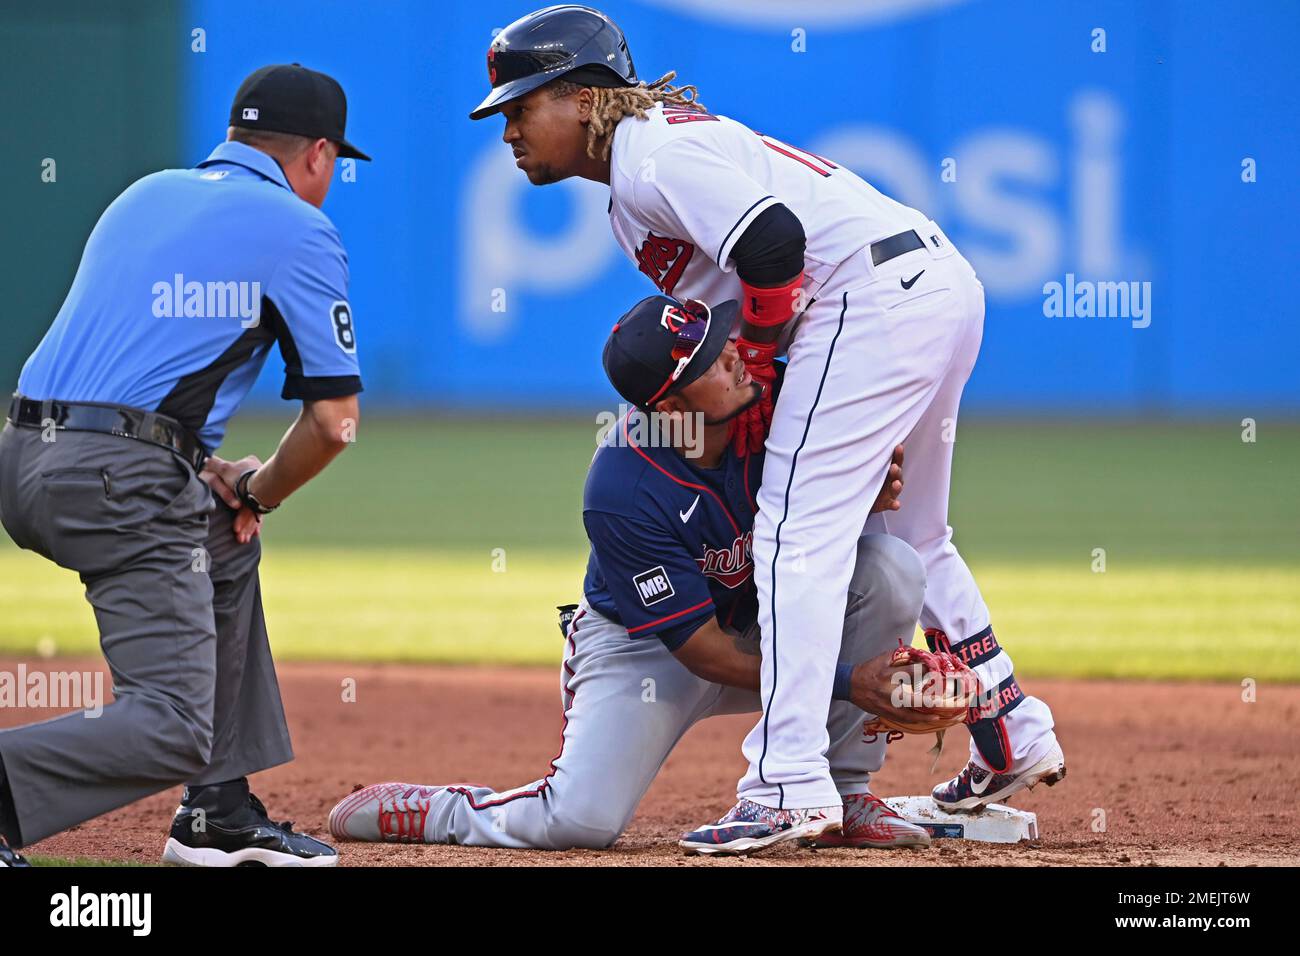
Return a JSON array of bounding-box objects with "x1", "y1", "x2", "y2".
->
[
  {"x1": 230, "y1": 63, "x2": 371, "y2": 161},
  {"x1": 603, "y1": 295, "x2": 738, "y2": 409},
  {"x1": 469, "y1": 5, "x2": 638, "y2": 120}
]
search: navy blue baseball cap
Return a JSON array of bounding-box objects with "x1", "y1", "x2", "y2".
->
[{"x1": 603, "y1": 295, "x2": 739, "y2": 409}]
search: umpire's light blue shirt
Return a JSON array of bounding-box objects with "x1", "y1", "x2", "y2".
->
[{"x1": 17, "y1": 141, "x2": 363, "y2": 450}]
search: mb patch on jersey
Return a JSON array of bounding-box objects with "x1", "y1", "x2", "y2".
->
[{"x1": 633, "y1": 566, "x2": 675, "y2": 606}]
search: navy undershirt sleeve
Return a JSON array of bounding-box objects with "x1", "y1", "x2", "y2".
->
[{"x1": 730, "y1": 203, "x2": 806, "y2": 285}]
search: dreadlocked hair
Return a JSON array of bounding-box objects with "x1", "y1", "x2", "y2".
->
[{"x1": 550, "y1": 71, "x2": 706, "y2": 161}]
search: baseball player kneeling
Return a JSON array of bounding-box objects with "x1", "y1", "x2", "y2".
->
[{"x1": 330, "y1": 296, "x2": 940, "y2": 854}]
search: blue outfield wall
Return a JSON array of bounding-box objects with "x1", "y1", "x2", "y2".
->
[{"x1": 183, "y1": 0, "x2": 1300, "y2": 413}]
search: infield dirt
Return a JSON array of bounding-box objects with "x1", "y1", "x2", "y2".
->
[{"x1": 4, "y1": 659, "x2": 1297, "y2": 866}]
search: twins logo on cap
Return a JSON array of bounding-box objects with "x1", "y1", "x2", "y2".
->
[{"x1": 659, "y1": 303, "x2": 694, "y2": 334}]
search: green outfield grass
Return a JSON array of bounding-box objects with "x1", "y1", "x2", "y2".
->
[
  {"x1": 1, "y1": 417, "x2": 1296, "y2": 681},
  {"x1": 28, "y1": 855, "x2": 150, "y2": 867}
]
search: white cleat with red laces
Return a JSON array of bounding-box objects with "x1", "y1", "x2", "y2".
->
[{"x1": 328, "y1": 782, "x2": 446, "y2": 843}]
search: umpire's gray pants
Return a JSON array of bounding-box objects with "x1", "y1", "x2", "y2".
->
[{"x1": 0, "y1": 424, "x2": 293, "y2": 847}]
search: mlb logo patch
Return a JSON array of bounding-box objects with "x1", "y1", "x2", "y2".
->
[
  {"x1": 242, "y1": 107, "x2": 260, "y2": 121},
  {"x1": 633, "y1": 566, "x2": 675, "y2": 607}
]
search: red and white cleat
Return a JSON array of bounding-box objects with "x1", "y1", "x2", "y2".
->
[
  {"x1": 803, "y1": 791, "x2": 931, "y2": 849},
  {"x1": 328, "y1": 782, "x2": 446, "y2": 843}
]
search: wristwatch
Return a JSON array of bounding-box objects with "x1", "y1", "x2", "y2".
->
[{"x1": 235, "y1": 469, "x2": 278, "y2": 515}]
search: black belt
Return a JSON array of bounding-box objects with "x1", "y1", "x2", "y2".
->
[
  {"x1": 6, "y1": 394, "x2": 208, "y2": 472},
  {"x1": 870, "y1": 229, "x2": 926, "y2": 267}
]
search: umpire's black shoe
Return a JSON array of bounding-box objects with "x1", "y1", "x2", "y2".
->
[
  {"x1": 162, "y1": 793, "x2": 338, "y2": 867},
  {"x1": 0, "y1": 837, "x2": 31, "y2": 868}
]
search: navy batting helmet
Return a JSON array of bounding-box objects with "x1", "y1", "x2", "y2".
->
[{"x1": 468, "y1": 5, "x2": 637, "y2": 121}]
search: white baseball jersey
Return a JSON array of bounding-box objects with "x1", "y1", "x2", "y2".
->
[
  {"x1": 607, "y1": 102, "x2": 928, "y2": 306},
  {"x1": 606, "y1": 100, "x2": 1059, "y2": 811}
]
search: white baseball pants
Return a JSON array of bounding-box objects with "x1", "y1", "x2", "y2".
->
[{"x1": 738, "y1": 221, "x2": 1057, "y2": 810}]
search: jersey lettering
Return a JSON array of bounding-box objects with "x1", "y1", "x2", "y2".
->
[
  {"x1": 663, "y1": 107, "x2": 719, "y2": 125},
  {"x1": 758, "y1": 134, "x2": 837, "y2": 178},
  {"x1": 635, "y1": 233, "x2": 694, "y2": 295},
  {"x1": 697, "y1": 531, "x2": 754, "y2": 589}
]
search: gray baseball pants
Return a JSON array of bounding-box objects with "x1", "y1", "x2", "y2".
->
[
  {"x1": 411, "y1": 533, "x2": 925, "y2": 849},
  {"x1": 0, "y1": 423, "x2": 293, "y2": 847}
]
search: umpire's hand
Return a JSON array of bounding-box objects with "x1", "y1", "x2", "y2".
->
[{"x1": 201, "y1": 454, "x2": 264, "y2": 544}]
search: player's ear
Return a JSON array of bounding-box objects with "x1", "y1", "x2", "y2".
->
[
  {"x1": 575, "y1": 87, "x2": 595, "y2": 123},
  {"x1": 654, "y1": 395, "x2": 686, "y2": 418}
]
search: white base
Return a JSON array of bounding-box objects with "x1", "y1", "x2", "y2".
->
[{"x1": 883, "y1": 796, "x2": 1038, "y2": 844}]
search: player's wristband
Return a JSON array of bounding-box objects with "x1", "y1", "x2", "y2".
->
[
  {"x1": 832, "y1": 662, "x2": 856, "y2": 702},
  {"x1": 735, "y1": 337, "x2": 778, "y2": 367},
  {"x1": 740, "y1": 273, "x2": 804, "y2": 328}
]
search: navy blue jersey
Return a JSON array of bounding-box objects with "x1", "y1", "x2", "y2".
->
[
  {"x1": 583, "y1": 410, "x2": 763, "y2": 650},
  {"x1": 17, "y1": 141, "x2": 362, "y2": 451}
]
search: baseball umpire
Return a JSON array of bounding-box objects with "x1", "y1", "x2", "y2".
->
[{"x1": 0, "y1": 64, "x2": 369, "y2": 867}]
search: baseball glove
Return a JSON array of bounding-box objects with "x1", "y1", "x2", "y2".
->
[{"x1": 861, "y1": 644, "x2": 982, "y2": 771}]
